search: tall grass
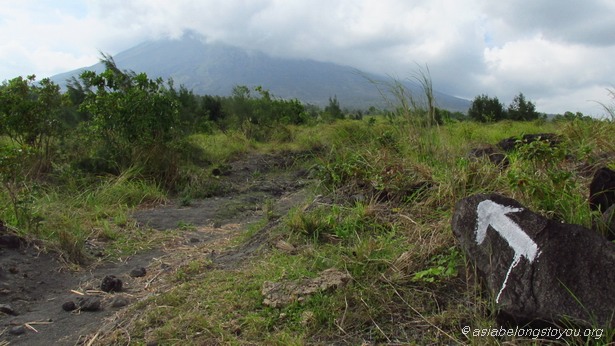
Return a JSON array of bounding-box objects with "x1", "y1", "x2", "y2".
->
[
  {"x1": 362, "y1": 64, "x2": 438, "y2": 129},
  {"x1": 0, "y1": 166, "x2": 167, "y2": 263},
  {"x1": 188, "y1": 131, "x2": 253, "y2": 164},
  {"x1": 595, "y1": 87, "x2": 615, "y2": 121},
  {"x1": 297, "y1": 116, "x2": 613, "y2": 342}
]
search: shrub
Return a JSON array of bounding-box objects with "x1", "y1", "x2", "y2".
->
[
  {"x1": 0, "y1": 75, "x2": 64, "y2": 173},
  {"x1": 467, "y1": 94, "x2": 505, "y2": 122},
  {"x1": 76, "y1": 55, "x2": 183, "y2": 183}
]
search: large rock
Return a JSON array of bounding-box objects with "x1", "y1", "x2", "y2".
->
[
  {"x1": 589, "y1": 167, "x2": 615, "y2": 212},
  {"x1": 497, "y1": 133, "x2": 560, "y2": 152},
  {"x1": 468, "y1": 146, "x2": 509, "y2": 168},
  {"x1": 594, "y1": 204, "x2": 615, "y2": 241},
  {"x1": 452, "y1": 193, "x2": 615, "y2": 328}
]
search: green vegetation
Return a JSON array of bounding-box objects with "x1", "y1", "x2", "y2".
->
[
  {"x1": 96, "y1": 118, "x2": 615, "y2": 345},
  {"x1": 468, "y1": 92, "x2": 542, "y2": 122},
  {"x1": 2, "y1": 56, "x2": 615, "y2": 344}
]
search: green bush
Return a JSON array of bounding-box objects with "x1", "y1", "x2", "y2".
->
[
  {"x1": 76, "y1": 56, "x2": 183, "y2": 184},
  {"x1": 0, "y1": 75, "x2": 64, "y2": 174},
  {"x1": 221, "y1": 86, "x2": 307, "y2": 141}
]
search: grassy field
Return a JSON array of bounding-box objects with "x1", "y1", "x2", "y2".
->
[{"x1": 2, "y1": 116, "x2": 614, "y2": 344}]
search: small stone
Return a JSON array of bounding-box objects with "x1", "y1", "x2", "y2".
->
[
  {"x1": 78, "y1": 297, "x2": 101, "y2": 311},
  {"x1": 101, "y1": 275, "x2": 123, "y2": 292},
  {"x1": 0, "y1": 235, "x2": 22, "y2": 249},
  {"x1": 0, "y1": 304, "x2": 16, "y2": 315},
  {"x1": 130, "y1": 267, "x2": 147, "y2": 278},
  {"x1": 111, "y1": 296, "x2": 129, "y2": 308},
  {"x1": 62, "y1": 301, "x2": 77, "y2": 312},
  {"x1": 9, "y1": 325, "x2": 26, "y2": 335},
  {"x1": 274, "y1": 240, "x2": 297, "y2": 254}
]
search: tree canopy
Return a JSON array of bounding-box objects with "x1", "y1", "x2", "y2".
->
[
  {"x1": 468, "y1": 92, "x2": 542, "y2": 122},
  {"x1": 467, "y1": 94, "x2": 505, "y2": 122}
]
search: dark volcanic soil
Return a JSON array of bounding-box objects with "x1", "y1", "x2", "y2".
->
[
  {"x1": 0, "y1": 152, "x2": 313, "y2": 345},
  {"x1": 0, "y1": 246, "x2": 162, "y2": 345}
]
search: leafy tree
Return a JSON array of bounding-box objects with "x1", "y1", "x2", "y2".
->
[
  {"x1": 76, "y1": 55, "x2": 181, "y2": 177},
  {"x1": 0, "y1": 75, "x2": 62, "y2": 146},
  {"x1": 507, "y1": 92, "x2": 540, "y2": 121},
  {"x1": 324, "y1": 95, "x2": 344, "y2": 120},
  {"x1": 553, "y1": 111, "x2": 592, "y2": 122},
  {"x1": 81, "y1": 56, "x2": 180, "y2": 144},
  {"x1": 223, "y1": 85, "x2": 254, "y2": 130},
  {"x1": 0, "y1": 75, "x2": 63, "y2": 171},
  {"x1": 0, "y1": 76, "x2": 64, "y2": 227},
  {"x1": 66, "y1": 76, "x2": 88, "y2": 106},
  {"x1": 468, "y1": 94, "x2": 505, "y2": 122},
  {"x1": 201, "y1": 95, "x2": 224, "y2": 123},
  {"x1": 167, "y1": 84, "x2": 218, "y2": 133},
  {"x1": 222, "y1": 85, "x2": 305, "y2": 140},
  {"x1": 434, "y1": 107, "x2": 466, "y2": 123}
]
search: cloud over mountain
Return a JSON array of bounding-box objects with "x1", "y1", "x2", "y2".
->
[
  {"x1": 2, "y1": 0, "x2": 614, "y2": 115},
  {"x1": 51, "y1": 34, "x2": 471, "y2": 112}
]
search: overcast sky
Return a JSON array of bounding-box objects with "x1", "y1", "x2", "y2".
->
[{"x1": 1, "y1": 0, "x2": 614, "y2": 115}]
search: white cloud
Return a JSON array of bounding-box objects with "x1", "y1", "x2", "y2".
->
[
  {"x1": 0, "y1": 1, "x2": 124, "y2": 79},
  {"x1": 1, "y1": 0, "x2": 614, "y2": 115},
  {"x1": 479, "y1": 0, "x2": 615, "y2": 46},
  {"x1": 476, "y1": 34, "x2": 615, "y2": 112}
]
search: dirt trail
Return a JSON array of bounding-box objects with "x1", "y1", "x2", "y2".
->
[{"x1": 0, "y1": 152, "x2": 313, "y2": 345}]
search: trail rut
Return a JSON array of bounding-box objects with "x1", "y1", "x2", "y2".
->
[{"x1": 0, "y1": 152, "x2": 313, "y2": 345}]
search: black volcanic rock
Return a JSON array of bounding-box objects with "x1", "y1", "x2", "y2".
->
[
  {"x1": 62, "y1": 301, "x2": 77, "y2": 312},
  {"x1": 601, "y1": 205, "x2": 615, "y2": 240},
  {"x1": 130, "y1": 267, "x2": 147, "y2": 278},
  {"x1": 589, "y1": 167, "x2": 615, "y2": 213},
  {"x1": 497, "y1": 133, "x2": 560, "y2": 152},
  {"x1": 77, "y1": 297, "x2": 101, "y2": 311},
  {"x1": 469, "y1": 146, "x2": 509, "y2": 168},
  {"x1": 100, "y1": 275, "x2": 123, "y2": 292},
  {"x1": 452, "y1": 193, "x2": 615, "y2": 328}
]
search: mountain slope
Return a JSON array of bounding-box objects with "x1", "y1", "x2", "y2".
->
[{"x1": 51, "y1": 34, "x2": 470, "y2": 112}]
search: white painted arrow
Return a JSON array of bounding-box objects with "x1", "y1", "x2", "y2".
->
[{"x1": 475, "y1": 200, "x2": 540, "y2": 303}]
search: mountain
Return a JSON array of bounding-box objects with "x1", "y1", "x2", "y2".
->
[{"x1": 51, "y1": 34, "x2": 470, "y2": 112}]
